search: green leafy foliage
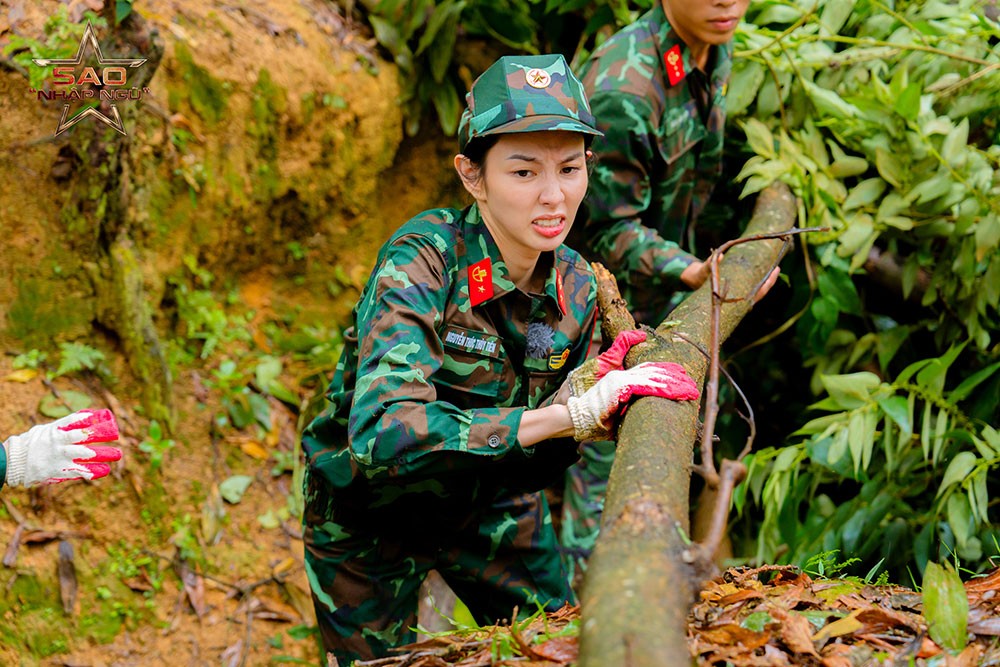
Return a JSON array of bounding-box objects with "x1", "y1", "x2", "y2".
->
[
  {"x1": 1, "y1": 6, "x2": 107, "y2": 89},
  {"x1": 728, "y1": 0, "x2": 1000, "y2": 581},
  {"x1": 355, "y1": 0, "x2": 655, "y2": 135}
]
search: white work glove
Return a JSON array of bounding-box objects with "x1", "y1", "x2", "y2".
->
[
  {"x1": 3, "y1": 409, "x2": 121, "y2": 488},
  {"x1": 567, "y1": 362, "x2": 700, "y2": 441},
  {"x1": 567, "y1": 329, "x2": 648, "y2": 398}
]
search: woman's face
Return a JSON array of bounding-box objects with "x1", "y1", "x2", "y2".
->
[{"x1": 458, "y1": 131, "x2": 588, "y2": 266}]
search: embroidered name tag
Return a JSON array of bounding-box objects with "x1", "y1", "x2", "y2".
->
[{"x1": 442, "y1": 326, "x2": 502, "y2": 358}]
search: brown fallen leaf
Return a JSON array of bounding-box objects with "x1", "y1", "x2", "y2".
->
[
  {"x1": 3, "y1": 524, "x2": 25, "y2": 568},
  {"x1": 58, "y1": 540, "x2": 78, "y2": 615},
  {"x1": 771, "y1": 607, "x2": 820, "y2": 657},
  {"x1": 531, "y1": 636, "x2": 577, "y2": 663},
  {"x1": 177, "y1": 561, "x2": 207, "y2": 619},
  {"x1": 812, "y1": 610, "x2": 864, "y2": 644}
]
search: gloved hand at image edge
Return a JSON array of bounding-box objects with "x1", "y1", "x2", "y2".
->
[
  {"x1": 568, "y1": 329, "x2": 648, "y2": 398},
  {"x1": 567, "y1": 361, "x2": 699, "y2": 441},
  {"x1": 3, "y1": 409, "x2": 122, "y2": 488}
]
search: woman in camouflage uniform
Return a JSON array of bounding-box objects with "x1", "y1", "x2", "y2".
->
[{"x1": 301, "y1": 53, "x2": 700, "y2": 664}]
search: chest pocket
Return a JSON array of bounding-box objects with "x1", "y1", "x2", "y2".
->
[
  {"x1": 522, "y1": 353, "x2": 569, "y2": 409},
  {"x1": 435, "y1": 325, "x2": 506, "y2": 405},
  {"x1": 658, "y1": 102, "x2": 705, "y2": 168}
]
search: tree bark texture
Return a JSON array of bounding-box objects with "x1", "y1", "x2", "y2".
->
[{"x1": 578, "y1": 181, "x2": 797, "y2": 667}]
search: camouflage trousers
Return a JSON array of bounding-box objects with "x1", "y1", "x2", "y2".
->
[
  {"x1": 559, "y1": 438, "x2": 615, "y2": 583},
  {"x1": 302, "y1": 488, "x2": 574, "y2": 665}
]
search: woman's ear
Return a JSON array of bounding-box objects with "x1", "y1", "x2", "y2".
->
[{"x1": 454, "y1": 154, "x2": 484, "y2": 200}]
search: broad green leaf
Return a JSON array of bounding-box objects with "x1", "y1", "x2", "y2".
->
[
  {"x1": 727, "y1": 61, "x2": 766, "y2": 115},
  {"x1": 893, "y1": 82, "x2": 921, "y2": 121},
  {"x1": 847, "y1": 410, "x2": 875, "y2": 474},
  {"x1": 971, "y1": 473, "x2": 989, "y2": 525},
  {"x1": 946, "y1": 493, "x2": 972, "y2": 549},
  {"x1": 248, "y1": 392, "x2": 272, "y2": 429},
  {"x1": 875, "y1": 148, "x2": 905, "y2": 188},
  {"x1": 773, "y1": 446, "x2": 802, "y2": 473},
  {"x1": 818, "y1": 269, "x2": 862, "y2": 315},
  {"x1": 821, "y1": 372, "x2": 880, "y2": 409},
  {"x1": 829, "y1": 156, "x2": 868, "y2": 178},
  {"x1": 937, "y1": 451, "x2": 976, "y2": 497},
  {"x1": 255, "y1": 356, "x2": 283, "y2": 392},
  {"x1": 876, "y1": 325, "x2": 910, "y2": 371},
  {"x1": 39, "y1": 391, "x2": 93, "y2": 418},
  {"x1": 916, "y1": 344, "x2": 965, "y2": 393},
  {"x1": 940, "y1": 118, "x2": 969, "y2": 168},
  {"x1": 431, "y1": 84, "x2": 461, "y2": 136},
  {"x1": 741, "y1": 118, "x2": 776, "y2": 158},
  {"x1": 818, "y1": 0, "x2": 856, "y2": 35},
  {"x1": 843, "y1": 178, "x2": 886, "y2": 211},
  {"x1": 802, "y1": 79, "x2": 858, "y2": 119},
  {"x1": 907, "y1": 173, "x2": 952, "y2": 205},
  {"x1": 876, "y1": 395, "x2": 911, "y2": 435},
  {"x1": 836, "y1": 214, "x2": 874, "y2": 257},
  {"x1": 922, "y1": 562, "x2": 969, "y2": 654},
  {"x1": 828, "y1": 428, "x2": 849, "y2": 465},
  {"x1": 219, "y1": 475, "x2": 254, "y2": 504},
  {"x1": 932, "y1": 408, "x2": 950, "y2": 466},
  {"x1": 948, "y1": 360, "x2": 1000, "y2": 403}
]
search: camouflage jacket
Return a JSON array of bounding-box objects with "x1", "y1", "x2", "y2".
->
[
  {"x1": 303, "y1": 205, "x2": 597, "y2": 528},
  {"x1": 578, "y1": 2, "x2": 732, "y2": 325}
]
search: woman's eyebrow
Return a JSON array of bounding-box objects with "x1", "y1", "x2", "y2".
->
[{"x1": 504, "y1": 151, "x2": 585, "y2": 162}]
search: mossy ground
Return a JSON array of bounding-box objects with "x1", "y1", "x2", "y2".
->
[{"x1": 0, "y1": 1, "x2": 465, "y2": 665}]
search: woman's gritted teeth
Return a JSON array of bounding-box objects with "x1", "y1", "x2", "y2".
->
[{"x1": 532, "y1": 215, "x2": 566, "y2": 238}]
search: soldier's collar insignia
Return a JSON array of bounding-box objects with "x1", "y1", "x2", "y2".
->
[
  {"x1": 554, "y1": 271, "x2": 567, "y2": 317},
  {"x1": 664, "y1": 44, "x2": 686, "y2": 86},
  {"x1": 469, "y1": 258, "x2": 494, "y2": 307},
  {"x1": 526, "y1": 68, "x2": 551, "y2": 89}
]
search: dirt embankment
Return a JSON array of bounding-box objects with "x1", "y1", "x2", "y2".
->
[{"x1": 0, "y1": 0, "x2": 467, "y2": 664}]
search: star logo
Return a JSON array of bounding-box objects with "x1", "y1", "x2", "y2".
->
[
  {"x1": 526, "y1": 68, "x2": 551, "y2": 89},
  {"x1": 32, "y1": 21, "x2": 147, "y2": 136}
]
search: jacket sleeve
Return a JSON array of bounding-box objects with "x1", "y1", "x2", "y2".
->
[
  {"x1": 585, "y1": 90, "x2": 697, "y2": 287},
  {"x1": 347, "y1": 234, "x2": 528, "y2": 481}
]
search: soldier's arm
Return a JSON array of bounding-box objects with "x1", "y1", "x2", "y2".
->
[
  {"x1": 348, "y1": 234, "x2": 547, "y2": 481},
  {"x1": 585, "y1": 90, "x2": 698, "y2": 288}
]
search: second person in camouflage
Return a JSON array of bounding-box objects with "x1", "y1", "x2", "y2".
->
[{"x1": 300, "y1": 53, "x2": 701, "y2": 665}]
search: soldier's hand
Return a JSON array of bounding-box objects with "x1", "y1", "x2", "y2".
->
[
  {"x1": 3, "y1": 409, "x2": 122, "y2": 488},
  {"x1": 680, "y1": 258, "x2": 712, "y2": 289},
  {"x1": 566, "y1": 329, "x2": 648, "y2": 398},
  {"x1": 567, "y1": 362, "x2": 699, "y2": 441}
]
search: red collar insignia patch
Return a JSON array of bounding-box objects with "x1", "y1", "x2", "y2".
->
[
  {"x1": 469, "y1": 258, "x2": 494, "y2": 307},
  {"x1": 554, "y1": 271, "x2": 567, "y2": 317},
  {"x1": 664, "y1": 44, "x2": 685, "y2": 86}
]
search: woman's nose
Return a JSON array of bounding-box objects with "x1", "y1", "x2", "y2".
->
[{"x1": 538, "y1": 173, "x2": 566, "y2": 205}]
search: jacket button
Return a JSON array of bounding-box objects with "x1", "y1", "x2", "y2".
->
[{"x1": 487, "y1": 434, "x2": 502, "y2": 449}]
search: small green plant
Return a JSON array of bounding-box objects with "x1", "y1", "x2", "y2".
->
[
  {"x1": 169, "y1": 514, "x2": 206, "y2": 568},
  {"x1": 2, "y1": 6, "x2": 107, "y2": 89},
  {"x1": 12, "y1": 349, "x2": 47, "y2": 370},
  {"x1": 53, "y1": 341, "x2": 106, "y2": 378},
  {"x1": 138, "y1": 420, "x2": 175, "y2": 472}
]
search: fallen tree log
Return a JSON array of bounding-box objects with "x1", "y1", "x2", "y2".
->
[{"x1": 578, "y1": 181, "x2": 798, "y2": 667}]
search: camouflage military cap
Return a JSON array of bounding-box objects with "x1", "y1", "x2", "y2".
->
[{"x1": 458, "y1": 54, "x2": 602, "y2": 152}]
